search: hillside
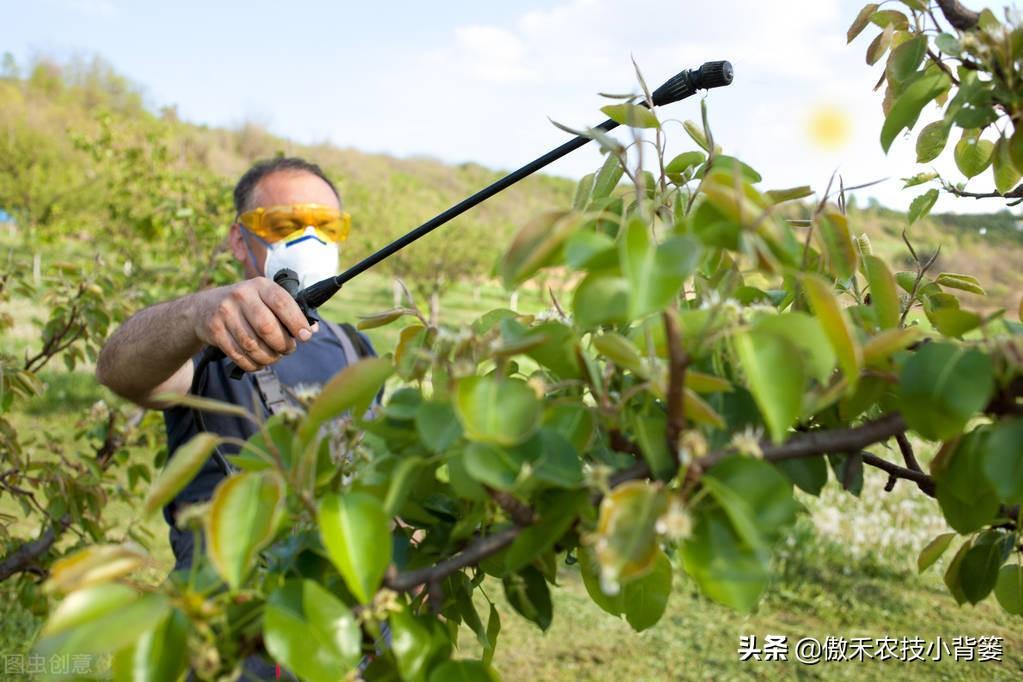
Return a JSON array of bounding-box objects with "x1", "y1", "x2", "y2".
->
[{"x1": 1, "y1": 53, "x2": 1021, "y2": 314}]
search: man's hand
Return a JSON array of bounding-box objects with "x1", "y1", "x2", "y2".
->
[{"x1": 195, "y1": 277, "x2": 319, "y2": 373}]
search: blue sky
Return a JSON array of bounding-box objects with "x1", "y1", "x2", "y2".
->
[{"x1": 3, "y1": 0, "x2": 1017, "y2": 213}]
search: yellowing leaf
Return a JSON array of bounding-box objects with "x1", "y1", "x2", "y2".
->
[
  {"x1": 46, "y1": 544, "x2": 148, "y2": 595},
  {"x1": 864, "y1": 255, "x2": 900, "y2": 329},
  {"x1": 206, "y1": 471, "x2": 285, "y2": 590},
  {"x1": 801, "y1": 274, "x2": 863, "y2": 389},
  {"x1": 600, "y1": 103, "x2": 660, "y2": 129},
  {"x1": 863, "y1": 326, "x2": 924, "y2": 365},
  {"x1": 684, "y1": 371, "x2": 732, "y2": 394}
]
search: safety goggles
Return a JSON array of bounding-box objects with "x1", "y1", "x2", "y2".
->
[{"x1": 237, "y1": 203, "x2": 351, "y2": 244}]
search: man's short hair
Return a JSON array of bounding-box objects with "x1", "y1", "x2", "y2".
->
[{"x1": 233, "y1": 157, "x2": 341, "y2": 214}]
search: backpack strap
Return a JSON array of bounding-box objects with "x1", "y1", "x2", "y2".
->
[
  {"x1": 252, "y1": 366, "x2": 290, "y2": 416},
  {"x1": 251, "y1": 321, "x2": 373, "y2": 417},
  {"x1": 323, "y1": 320, "x2": 374, "y2": 361}
]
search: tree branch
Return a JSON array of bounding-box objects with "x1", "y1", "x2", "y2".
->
[
  {"x1": 895, "y1": 432, "x2": 923, "y2": 473},
  {"x1": 935, "y1": 0, "x2": 980, "y2": 31},
  {"x1": 0, "y1": 515, "x2": 70, "y2": 582},
  {"x1": 663, "y1": 310, "x2": 688, "y2": 466},
  {"x1": 384, "y1": 526, "x2": 521, "y2": 592},
  {"x1": 701, "y1": 413, "x2": 908, "y2": 469},
  {"x1": 861, "y1": 451, "x2": 936, "y2": 496}
]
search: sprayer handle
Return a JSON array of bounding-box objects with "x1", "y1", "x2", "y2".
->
[{"x1": 213, "y1": 269, "x2": 315, "y2": 380}]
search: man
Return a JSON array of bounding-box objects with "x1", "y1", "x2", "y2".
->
[{"x1": 96, "y1": 156, "x2": 374, "y2": 573}]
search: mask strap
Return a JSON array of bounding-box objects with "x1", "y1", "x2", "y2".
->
[{"x1": 239, "y1": 226, "x2": 269, "y2": 275}]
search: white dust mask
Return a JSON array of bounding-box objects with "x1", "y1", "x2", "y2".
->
[{"x1": 247, "y1": 226, "x2": 340, "y2": 290}]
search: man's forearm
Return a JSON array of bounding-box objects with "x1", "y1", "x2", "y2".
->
[{"x1": 96, "y1": 292, "x2": 206, "y2": 404}]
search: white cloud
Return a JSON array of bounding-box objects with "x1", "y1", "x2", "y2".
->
[{"x1": 454, "y1": 26, "x2": 537, "y2": 82}]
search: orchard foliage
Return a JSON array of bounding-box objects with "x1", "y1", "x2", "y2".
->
[
  {"x1": 31, "y1": 33, "x2": 1023, "y2": 682},
  {"x1": 850, "y1": 0, "x2": 1023, "y2": 213}
]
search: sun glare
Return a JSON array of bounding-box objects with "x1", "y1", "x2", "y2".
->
[{"x1": 807, "y1": 104, "x2": 852, "y2": 151}]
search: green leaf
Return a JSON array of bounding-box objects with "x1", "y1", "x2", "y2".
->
[
  {"x1": 863, "y1": 255, "x2": 900, "y2": 328},
  {"x1": 572, "y1": 273, "x2": 630, "y2": 328},
  {"x1": 682, "y1": 120, "x2": 711, "y2": 151},
  {"x1": 579, "y1": 546, "x2": 625, "y2": 616},
  {"x1": 935, "y1": 428, "x2": 1001, "y2": 533},
  {"x1": 917, "y1": 532, "x2": 956, "y2": 573},
  {"x1": 773, "y1": 457, "x2": 828, "y2": 496},
  {"x1": 428, "y1": 661, "x2": 498, "y2": 682},
  {"x1": 593, "y1": 332, "x2": 646, "y2": 376},
  {"x1": 935, "y1": 32, "x2": 961, "y2": 56},
  {"x1": 263, "y1": 580, "x2": 361, "y2": 682},
  {"x1": 711, "y1": 156, "x2": 762, "y2": 183},
  {"x1": 564, "y1": 230, "x2": 617, "y2": 270},
  {"x1": 206, "y1": 471, "x2": 285, "y2": 590},
  {"x1": 881, "y1": 69, "x2": 950, "y2": 153},
  {"x1": 1009, "y1": 124, "x2": 1023, "y2": 175},
  {"x1": 600, "y1": 103, "x2": 659, "y2": 129},
  {"x1": 887, "y1": 36, "x2": 927, "y2": 84},
  {"x1": 665, "y1": 151, "x2": 706, "y2": 182},
  {"x1": 591, "y1": 153, "x2": 625, "y2": 200},
  {"x1": 357, "y1": 307, "x2": 417, "y2": 330},
  {"x1": 151, "y1": 392, "x2": 254, "y2": 421},
  {"x1": 531, "y1": 429, "x2": 584, "y2": 488},
  {"x1": 390, "y1": 607, "x2": 449, "y2": 682},
  {"x1": 503, "y1": 565, "x2": 553, "y2": 631},
  {"x1": 384, "y1": 456, "x2": 427, "y2": 517},
  {"x1": 415, "y1": 400, "x2": 463, "y2": 454},
  {"x1": 703, "y1": 455, "x2": 798, "y2": 548},
  {"x1": 995, "y1": 565, "x2": 1023, "y2": 615},
  {"x1": 542, "y1": 404, "x2": 595, "y2": 453},
  {"x1": 594, "y1": 481, "x2": 667, "y2": 589},
  {"x1": 993, "y1": 135, "x2": 1022, "y2": 195},
  {"x1": 870, "y1": 9, "x2": 908, "y2": 29},
  {"x1": 506, "y1": 490, "x2": 586, "y2": 573},
  {"x1": 318, "y1": 491, "x2": 392, "y2": 604},
  {"x1": 954, "y1": 131, "x2": 995, "y2": 178},
  {"x1": 847, "y1": 3, "x2": 880, "y2": 42},
  {"x1": 463, "y1": 441, "x2": 526, "y2": 491},
  {"x1": 455, "y1": 375, "x2": 542, "y2": 446},
  {"x1": 301, "y1": 357, "x2": 392, "y2": 442},
  {"x1": 628, "y1": 409, "x2": 674, "y2": 481},
  {"x1": 499, "y1": 210, "x2": 579, "y2": 287},
  {"x1": 981, "y1": 418, "x2": 1023, "y2": 503},
  {"x1": 117, "y1": 609, "x2": 189, "y2": 682},
  {"x1": 620, "y1": 218, "x2": 701, "y2": 319},
  {"x1": 623, "y1": 547, "x2": 672, "y2": 632},
  {"x1": 573, "y1": 173, "x2": 596, "y2": 210},
  {"x1": 143, "y1": 433, "x2": 220, "y2": 515},
  {"x1": 679, "y1": 507, "x2": 769, "y2": 613},
  {"x1": 899, "y1": 343, "x2": 994, "y2": 441},
  {"x1": 752, "y1": 312, "x2": 836, "y2": 384},
  {"x1": 944, "y1": 538, "x2": 973, "y2": 605},
  {"x1": 766, "y1": 186, "x2": 814, "y2": 204},
  {"x1": 916, "y1": 120, "x2": 945, "y2": 162},
  {"x1": 907, "y1": 188, "x2": 939, "y2": 224},
  {"x1": 734, "y1": 330, "x2": 805, "y2": 443},
  {"x1": 802, "y1": 274, "x2": 863, "y2": 388},
  {"x1": 37, "y1": 584, "x2": 170, "y2": 659},
  {"x1": 960, "y1": 539, "x2": 1007, "y2": 604},
  {"x1": 815, "y1": 209, "x2": 859, "y2": 280},
  {"x1": 936, "y1": 272, "x2": 986, "y2": 295}
]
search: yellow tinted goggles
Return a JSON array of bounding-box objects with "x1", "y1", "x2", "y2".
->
[{"x1": 237, "y1": 203, "x2": 351, "y2": 244}]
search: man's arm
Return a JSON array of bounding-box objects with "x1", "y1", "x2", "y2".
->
[{"x1": 96, "y1": 277, "x2": 317, "y2": 409}]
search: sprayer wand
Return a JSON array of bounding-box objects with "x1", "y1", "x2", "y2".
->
[{"x1": 204, "y1": 60, "x2": 733, "y2": 379}]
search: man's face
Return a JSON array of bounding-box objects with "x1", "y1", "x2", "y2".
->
[{"x1": 229, "y1": 170, "x2": 341, "y2": 279}]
